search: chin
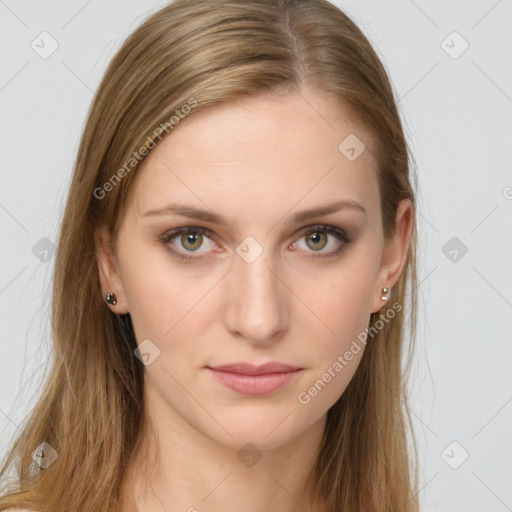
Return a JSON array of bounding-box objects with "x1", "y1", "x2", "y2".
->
[{"x1": 198, "y1": 408, "x2": 318, "y2": 452}]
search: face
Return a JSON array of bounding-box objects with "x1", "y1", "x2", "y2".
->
[{"x1": 96, "y1": 86, "x2": 411, "y2": 451}]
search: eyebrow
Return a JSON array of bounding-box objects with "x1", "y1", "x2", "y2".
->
[{"x1": 141, "y1": 200, "x2": 366, "y2": 226}]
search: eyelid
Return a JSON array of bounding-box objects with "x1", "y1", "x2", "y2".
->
[{"x1": 296, "y1": 224, "x2": 349, "y2": 242}]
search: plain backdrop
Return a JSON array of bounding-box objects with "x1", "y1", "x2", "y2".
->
[{"x1": 1, "y1": 1, "x2": 511, "y2": 511}]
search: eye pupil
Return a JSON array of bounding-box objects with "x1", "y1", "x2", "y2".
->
[
  {"x1": 183, "y1": 232, "x2": 202, "y2": 250},
  {"x1": 307, "y1": 232, "x2": 327, "y2": 251}
]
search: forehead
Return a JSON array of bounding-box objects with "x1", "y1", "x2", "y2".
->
[{"x1": 128, "y1": 88, "x2": 380, "y2": 225}]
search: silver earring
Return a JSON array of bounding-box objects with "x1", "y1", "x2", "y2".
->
[
  {"x1": 380, "y1": 287, "x2": 389, "y2": 301},
  {"x1": 105, "y1": 292, "x2": 117, "y2": 306}
]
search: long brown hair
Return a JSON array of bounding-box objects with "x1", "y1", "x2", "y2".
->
[{"x1": 0, "y1": 0, "x2": 419, "y2": 510}]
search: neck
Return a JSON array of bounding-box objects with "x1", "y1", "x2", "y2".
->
[{"x1": 118, "y1": 380, "x2": 328, "y2": 512}]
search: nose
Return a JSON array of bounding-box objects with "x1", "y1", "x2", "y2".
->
[{"x1": 223, "y1": 247, "x2": 290, "y2": 346}]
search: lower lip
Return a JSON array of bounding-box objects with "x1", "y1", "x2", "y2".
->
[{"x1": 207, "y1": 368, "x2": 303, "y2": 396}]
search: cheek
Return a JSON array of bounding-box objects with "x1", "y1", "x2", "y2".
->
[
  {"x1": 310, "y1": 259, "x2": 377, "y2": 339},
  {"x1": 118, "y1": 239, "x2": 202, "y2": 341},
  {"x1": 297, "y1": 259, "x2": 378, "y2": 403}
]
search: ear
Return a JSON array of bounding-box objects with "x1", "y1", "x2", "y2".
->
[
  {"x1": 371, "y1": 199, "x2": 413, "y2": 313},
  {"x1": 94, "y1": 223, "x2": 129, "y2": 314}
]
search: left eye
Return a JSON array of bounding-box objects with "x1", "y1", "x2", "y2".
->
[
  {"x1": 294, "y1": 225, "x2": 348, "y2": 253},
  {"x1": 159, "y1": 224, "x2": 350, "y2": 260}
]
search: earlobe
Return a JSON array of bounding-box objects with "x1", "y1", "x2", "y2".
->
[
  {"x1": 94, "y1": 223, "x2": 129, "y2": 314},
  {"x1": 371, "y1": 199, "x2": 413, "y2": 313}
]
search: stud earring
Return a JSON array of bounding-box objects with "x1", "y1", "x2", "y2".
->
[
  {"x1": 105, "y1": 292, "x2": 117, "y2": 306},
  {"x1": 380, "y1": 287, "x2": 389, "y2": 301}
]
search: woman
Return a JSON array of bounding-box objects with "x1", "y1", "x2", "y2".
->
[{"x1": 0, "y1": 0, "x2": 419, "y2": 510}]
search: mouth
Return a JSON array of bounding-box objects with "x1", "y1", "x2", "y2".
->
[{"x1": 206, "y1": 362, "x2": 304, "y2": 396}]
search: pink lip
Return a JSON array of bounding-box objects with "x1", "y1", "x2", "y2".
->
[{"x1": 206, "y1": 362, "x2": 303, "y2": 396}]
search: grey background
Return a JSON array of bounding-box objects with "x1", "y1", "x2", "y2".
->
[{"x1": 1, "y1": 1, "x2": 511, "y2": 511}]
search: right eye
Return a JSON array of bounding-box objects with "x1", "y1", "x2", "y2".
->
[{"x1": 159, "y1": 226, "x2": 218, "y2": 260}]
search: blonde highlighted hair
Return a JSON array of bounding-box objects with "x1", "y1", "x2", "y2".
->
[{"x1": 0, "y1": 0, "x2": 419, "y2": 510}]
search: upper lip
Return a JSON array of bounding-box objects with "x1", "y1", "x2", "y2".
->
[{"x1": 208, "y1": 362, "x2": 302, "y2": 375}]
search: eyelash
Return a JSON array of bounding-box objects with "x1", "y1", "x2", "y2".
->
[{"x1": 158, "y1": 224, "x2": 351, "y2": 263}]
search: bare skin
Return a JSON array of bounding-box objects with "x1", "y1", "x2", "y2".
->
[{"x1": 96, "y1": 85, "x2": 412, "y2": 512}]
